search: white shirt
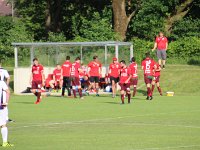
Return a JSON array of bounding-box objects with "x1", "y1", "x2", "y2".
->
[
  {"x1": 0, "y1": 81, "x2": 8, "y2": 105},
  {"x1": 0, "y1": 68, "x2": 10, "y2": 81}
]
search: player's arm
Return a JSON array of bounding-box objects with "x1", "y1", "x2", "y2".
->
[
  {"x1": 5, "y1": 70, "x2": 10, "y2": 85},
  {"x1": 152, "y1": 42, "x2": 157, "y2": 51},
  {"x1": 41, "y1": 70, "x2": 45, "y2": 86},
  {"x1": 166, "y1": 41, "x2": 168, "y2": 50},
  {"x1": 60, "y1": 68, "x2": 63, "y2": 80},
  {"x1": 99, "y1": 65, "x2": 102, "y2": 77},
  {"x1": 2, "y1": 83, "x2": 10, "y2": 105}
]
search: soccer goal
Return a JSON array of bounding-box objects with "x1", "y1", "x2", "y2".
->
[{"x1": 12, "y1": 41, "x2": 133, "y2": 94}]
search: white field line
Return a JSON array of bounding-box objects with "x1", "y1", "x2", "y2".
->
[
  {"x1": 10, "y1": 110, "x2": 200, "y2": 129},
  {"x1": 134, "y1": 144, "x2": 200, "y2": 150}
]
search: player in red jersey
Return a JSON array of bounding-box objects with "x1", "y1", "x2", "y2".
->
[
  {"x1": 53, "y1": 64, "x2": 62, "y2": 91},
  {"x1": 129, "y1": 57, "x2": 138, "y2": 97},
  {"x1": 109, "y1": 57, "x2": 120, "y2": 98},
  {"x1": 141, "y1": 52, "x2": 156, "y2": 100},
  {"x1": 87, "y1": 56, "x2": 102, "y2": 96},
  {"x1": 151, "y1": 63, "x2": 162, "y2": 96},
  {"x1": 71, "y1": 57, "x2": 84, "y2": 99},
  {"x1": 61, "y1": 56, "x2": 72, "y2": 97},
  {"x1": 119, "y1": 60, "x2": 132, "y2": 104},
  {"x1": 29, "y1": 58, "x2": 45, "y2": 104}
]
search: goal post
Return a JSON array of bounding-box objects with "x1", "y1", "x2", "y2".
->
[{"x1": 12, "y1": 41, "x2": 133, "y2": 94}]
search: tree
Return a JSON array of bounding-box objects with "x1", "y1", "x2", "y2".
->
[
  {"x1": 112, "y1": 0, "x2": 141, "y2": 41},
  {"x1": 164, "y1": 0, "x2": 194, "y2": 35}
]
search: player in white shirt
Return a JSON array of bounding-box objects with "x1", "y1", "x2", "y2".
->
[
  {"x1": 0, "y1": 63, "x2": 10, "y2": 85},
  {"x1": 0, "y1": 80, "x2": 13, "y2": 147},
  {"x1": 0, "y1": 63, "x2": 13, "y2": 122}
]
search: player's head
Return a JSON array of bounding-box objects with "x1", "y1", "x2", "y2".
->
[
  {"x1": 33, "y1": 58, "x2": 39, "y2": 65},
  {"x1": 159, "y1": 32, "x2": 164, "y2": 37},
  {"x1": 113, "y1": 57, "x2": 117, "y2": 63},
  {"x1": 66, "y1": 56, "x2": 70, "y2": 60},
  {"x1": 75, "y1": 57, "x2": 81, "y2": 63},
  {"x1": 120, "y1": 60, "x2": 126, "y2": 68},
  {"x1": 145, "y1": 52, "x2": 150, "y2": 58},
  {"x1": 93, "y1": 56, "x2": 98, "y2": 62},
  {"x1": 131, "y1": 57, "x2": 135, "y2": 63},
  {"x1": 56, "y1": 64, "x2": 61, "y2": 70}
]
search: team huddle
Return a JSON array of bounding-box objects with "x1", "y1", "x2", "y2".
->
[{"x1": 30, "y1": 51, "x2": 162, "y2": 105}]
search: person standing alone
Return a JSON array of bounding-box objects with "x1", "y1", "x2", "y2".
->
[{"x1": 152, "y1": 32, "x2": 168, "y2": 69}]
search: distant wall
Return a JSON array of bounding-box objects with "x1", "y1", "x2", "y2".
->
[{"x1": 14, "y1": 67, "x2": 107, "y2": 94}]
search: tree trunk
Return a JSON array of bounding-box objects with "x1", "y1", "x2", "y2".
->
[
  {"x1": 53, "y1": 0, "x2": 62, "y2": 32},
  {"x1": 164, "y1": 0, "x2": 193, "y2": 35},
  {"x1": 112, "y1": 0, "x2": 129, "y2": 41},
  {"x1": 45, "y1": 0, "x2": 51, "y2": 37}
]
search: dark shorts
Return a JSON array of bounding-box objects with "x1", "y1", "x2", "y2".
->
[
  {"x1": 153, "y1": 76, "x2": 160, "y2": 83},
  {"x1": 131, "y1": 77, "x2": 138, "y2": 86},
  {"x1": 110, "y1": 76, "x2": 119, "y2": 84},
  {"x1": 63, "y1": 76, "x2": 71, "y2": 87},
  {"x1": 157, "y1": 50, "x2": 167, "y2": 60},
  {"x1": 71, "y1": 77, "x2": 80, "y2": 86},
  {"x1": 119, "y1": 83, "x2": 130, "y2": 91},
  {"x1": 89, "y1": 76, "x2": 99, "y2": 83},
  {"x1": 32, "y1": 80, "x2": 42, "y2": 89},
  {"x1": 144, "y1": 75, "x2": 153, "y2": 84}
]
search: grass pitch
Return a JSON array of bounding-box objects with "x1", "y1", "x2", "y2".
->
[{"x1": 8, "y1": 95, "x2": 200, "y2": 150}]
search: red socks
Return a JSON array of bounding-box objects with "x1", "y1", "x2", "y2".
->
[
  {"x1": 147, "y1": 87, "x2": 152, "y2": 96},
  {"x1": 78, "y1": 88, "x2": 82, "y2": 97},
  {"x1": 157, "y1": 86, "x2": 162, "y2": 95},
  {"x1": 127, "y1": 94, "x2": 131, "y2": 103},
  {"x1": 133, "y1": 87, "x2": 137, "y2": 97},
  {"x1": 121, "y1": 94, "x2": 124, "y2": 104}
]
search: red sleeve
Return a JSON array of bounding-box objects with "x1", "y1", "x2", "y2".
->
[
  {"x1": 109, "y1": 64, "x2": 111, "y2": 69},
  {"x1": 40, "y1": 65, "x2": 44, "y2": 71},
  {"x1": 165, "y1": 37, "x2": 168, "y2": 42},
  {"x1": 155, "y1": 37, "x2": 159, "y2": 43},
  {"x1": 53, "y1": 69, "x2": 56, "y2": 75},
  {"x1": 88, "y1": 62, "x2": 92, "y2": 67},
  {"x1": 99, "y1": 63, "x2": 102, "y2": 67}
]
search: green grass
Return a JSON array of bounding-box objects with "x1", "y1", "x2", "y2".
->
[{"x1": 7, "y1": 95, "x2": 200, "y2": 150}]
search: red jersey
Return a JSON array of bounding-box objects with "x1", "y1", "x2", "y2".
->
[
  {"x1": 109, "y1": 63, "x2": 120, "y2": 78},
  {"x1": 71, "y1": 61, "x2": 81, "y2": 77},
  {"x1": 119, "y1": 67, "x2": 131, "y2": 83},
  {"x1": 154, "y1": 63, "x2": 161, "y2": 77},
  {"x1": 53, "y1": 69, "x2": 61, "y2": 81},
  {"x1": 141, "y1": 58, "x2": 155, "y2": 76},
  {"x1": 32, "y1": 64, "x2": 44, "y2": 81},
  {"x1": 79, "y1": 65, "x2": 87, "y2": 78},
  {"x1": 129, "y1": 62, "x2": 138, "y2": 78},
  {"x1": 88, "y1": 61, "x2": 102, "y2": 77},
  {"x1": 156, "y1": 36, "x2": 168, "y2": 50},
  {"x1": 62, "y1": 61, "x2": 72, "y2": 77}
]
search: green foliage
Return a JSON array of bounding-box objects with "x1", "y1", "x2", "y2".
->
[
  {"x1": 72, "y1": 12, "x2": 119, "y2": 41},
  {"x1": 0, "y1": 16, "x2": 33, "y2": 65},
  {"x1": 171, "y1": 18, "x2": 200, "y2": 39},
  {"x1": 168, "y1": 37, "x2": 200, "y2": 59},
  {"x1": 47, "y1": 32, "x2": 66, "y2": 42}
]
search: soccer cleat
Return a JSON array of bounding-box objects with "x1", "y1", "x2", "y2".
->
[
  {"x1": 7, "y1": 119, "x2": 15, "y2": 123},
  {"x1": 2, "y1": 142, "x2": 14, "y2": 147},
  {"x1": 160, "y1": 93, "x2": 163, "y2": 96},
  {"x1": 80, "y1": 97, "x2": 84, "y2": 100},
  {"x1": 149, "y1": 96, "x2": 153, "y2": 100},
  {"x1": 162, "y1": 65, "x2": 165, "y2": 69},
  {"x1": 34, "y1": 99, "x2": 41, "y2": 104},
  {"x1": 96, "y1": 94, "x2": 100, "y2": 97},
  {"x1": 146, "y1": 96, "x2": 149, "y2": 100}
]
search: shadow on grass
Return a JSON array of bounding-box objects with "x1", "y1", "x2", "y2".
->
[
  {"x1": 103, "y1": 101, "x2": 120, "y2": 105},
  {"x1": 187, "y1": 59, "x2": 200, "y2": 66},
  {"x1": 137, "y1": 89, "x2": 147, "y2": 96},
  {"x1": 14, "y1": 101, "x2": 34, "y2": 105}
]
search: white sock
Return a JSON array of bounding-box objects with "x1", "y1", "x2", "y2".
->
[{"x1": 1, "y1": 127, "x2": 8, "y2": 143}]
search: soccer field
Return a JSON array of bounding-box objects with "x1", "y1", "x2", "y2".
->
[{"x1": 8, "y1": 95, "x2": 200, "y2": 150}]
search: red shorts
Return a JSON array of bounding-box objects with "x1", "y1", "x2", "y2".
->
[
  {"x1": 144, "y1": 75, "x2": 153, "y2": 84},
  {"x1": 131, "y1": 77, "x2": 138, "y2": 86},
  {"x1": 153, "y1": 76, "x2": 160, "y2": 83},
  {"x1": 32, "y1": 80, "x2": 42, "y2": 89},
  {"x1": 119, "y1": 83, "x2": 130, "y2": 91},
  {"x1": 71, "y1": 77, "x2": 80, "y2": 86}
]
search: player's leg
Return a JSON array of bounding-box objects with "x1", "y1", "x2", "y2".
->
[
  {"x1": 120, "y1": 84, "x2": 125, "y2": 104},
  {"x1": 71, "y1": 77, "x2": 77, "y2": 98},
  {"x1": 36, "y1": 81, "x2": 42, "y2": 104},
  {"x1": 66, "y1": 77, "x2": 72, "y2": 96},
  {"x1": 132, "y1": 78, "x2": 138, "y2": 97},
  {"x1": 126, "y1": 84, "x2": 131, "y2": 103},
  {"x1": 111, "y1": 77, "x2": 116, "y2": 98},
  {"x1": 0, "y1": 109, "x2": 13, "y2": 147},
  {"x1": 95, "y1": 77, "x2": 100, "y2": 96},
  {"x1": 156, "y1": 76, "x2": 162, "y2": 96},
  {"x1": 151, "y1": 79, "x2": 156, "y2": 95},
  {"x1": 162, "y1": 50, "x2": 167, "y2": 69},
  {"x1": 144, "y1": 76, "x2": 151, "y2": 100},
  {"x1": 157, "y1": 50, "x2": 162, "y2": 66},
  {"x1": 49, "y1": 80, "x2": 55, "y2": 90},
  {"x1": 61, "y1": 77, "x2": 67, "y2": 96}
]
